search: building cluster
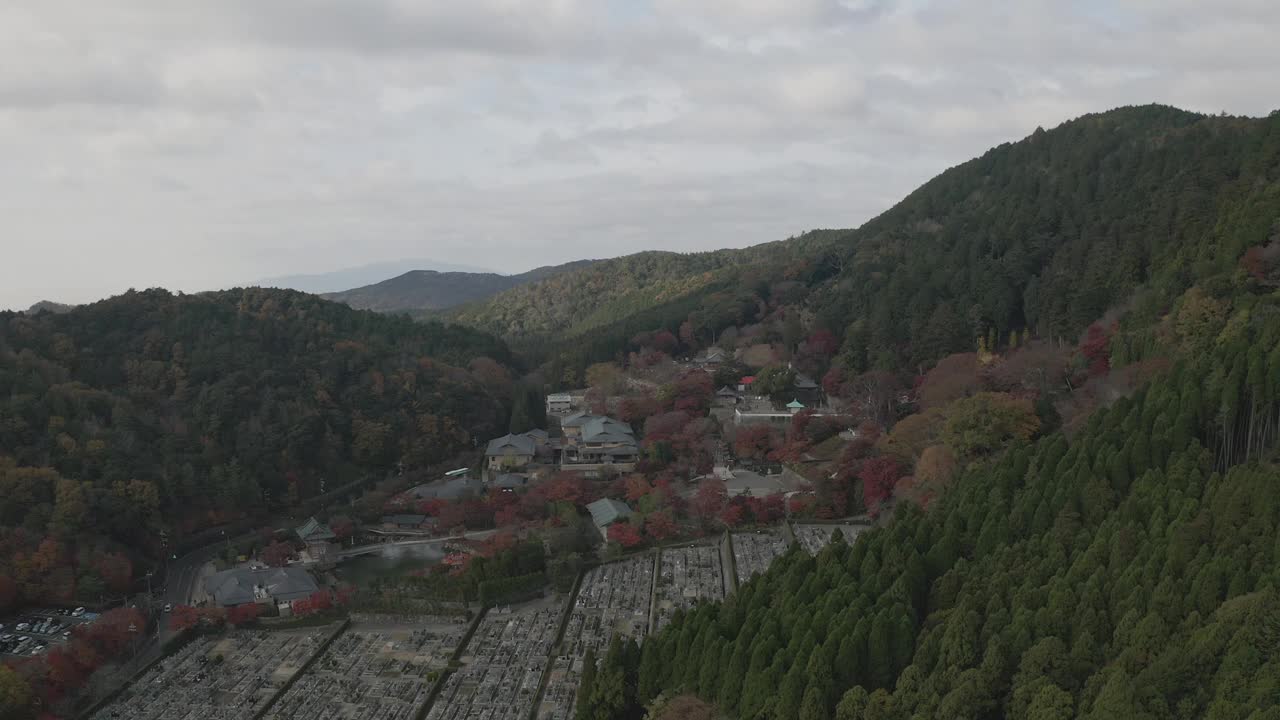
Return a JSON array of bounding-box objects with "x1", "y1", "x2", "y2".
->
[
  {"x1": 537, "y1": 556, "x2": 654, "y2": 720},
  {"x1": 652, "y1": 545, "x2": 725, "y2": 632},
  {"x1": 92, "y1": 627, "x2": 334, "y2": 720},
  {"x1": 481, "y1": 412, "x2": 640, "y2": 483},
  {"x1": 731, "y1": 530, "x2": 791, "y2": 585},
  {"x1": 427, "y1": 603, "x2": 561, "y2": 720},
  {"x1": 264, "y1": 618, "x2": 468, "y2": 720}
]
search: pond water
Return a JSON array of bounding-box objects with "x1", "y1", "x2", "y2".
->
[{"x1": 335, "y1": 543, "x2": 446, "y2": 587}]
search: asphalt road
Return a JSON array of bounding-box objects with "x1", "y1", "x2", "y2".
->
[{"x1": 157, "y1": 543, "x2": 223, "y2": 643}]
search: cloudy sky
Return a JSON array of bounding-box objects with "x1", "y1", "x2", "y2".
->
[{"x1": 2, "y1": 0, "x2": 1277, "y2": 309}]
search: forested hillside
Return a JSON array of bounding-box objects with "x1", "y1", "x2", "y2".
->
[
  {"x1": 516, "y1": 106, "x2": 1279, "y2": 387},
  {"x1": 448, "y1": 237, "x2": 842, "y2": 344},
  {"x1": 322, "y1": 259, "x2": 595, "y2": 314},
  {"x1": 575, "y1": 106, "x2": 1280, "y2": 719},
  {"x1": 594, "y1": 314, "x2": 1280, "y2": 718},
  {"x1": 0, "y1": 288, "x2": 514, "y2": 608}
]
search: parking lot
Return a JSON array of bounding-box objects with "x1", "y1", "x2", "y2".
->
[
  {"x1": 427, "y1": 601, "x2": 562, "y2": 720},
  {"x1": 538, "y1": 555, "x2": 655, "y2": 720},
  {"x1": 653, "y1": 545, "x2": 723, "y2": 632},
  {"x1": 90, "y1": 625, "x2": 338, "y2": 720},
  {"x1": 794, "y1": 523, "x2": 870, "y2": 555},
  {"x1": 264, "y1": 617, "x2": 469, "y2": 720},
  {"x1": 731, "y1": 531, "x2": 791, "y2": 585},
  {"x1": 0, "y1": 607, "x2": 95, "y2": 659}
]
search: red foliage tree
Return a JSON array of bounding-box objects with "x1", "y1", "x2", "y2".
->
[
  {"x1": 607, "y1": 522, "x2": 644, "y2": 548},
  {"x1": 692, "y1": 478, "x2": 728, "y2": 524},
  {"x1": 0, "y1": 573, "x2": 18, "y2": 614},
  {"x1": 806, "y1": 329, "x2": 840, "y2": 357},
  {"x1": 670, "y1": 371, "x2": 714, "y2": 415},
  {"x1": 226, "y1": 603, "x2": 262, "y2": 625},
  {"x1": 643, "y1": 512, "x2": 678, "y2": 541},
  {"x1": 734, "y1": 425, "x2": 778, "y2": 462},
  {"x1": 328, "y1": 515, "x2": 355, "y2": 540},
  {"x1": 1080, "y1": 323, "x2": 1114, "y2": 376},
  {"x1": 624, "y1": 475, "x2": 653, "y2": 503},
  {"x1": 746, "y1": 494, "x2": 786, "y2": 524},
  {"x1": 44, "y1": 646, "x2": 87, "y2": 696},
  {"x1": 261, "y1": 541, "x2": 293, "y2": 568},
  {"x1": 169, "y1": 604, "x2": 199, "y2": 631},
  {"x1": 652, "y1": 330, "x2": 680, "y2": 355},
  {"x1": 618, "y1": 395, "x2": 662, "y2": 425},
  {"x1": 544, "y1": 473, "x2": 593, "y2": 506},
  {"x1": 94, "y1": 552, "x2": 133, "y2": 594},
  {"x1": 718, "y1": 503, "x2": 745, "y2": 528},
  {"x1": 416, "y1": 498, "x2": 445, "y2": 516},
  {"x1": 859, "y1": 456, "x2": 904, "y2": 515},
  {"x1": 644, "y1": 411, "x2": 692, "y2": 444},
  {"x1": 84, "y1": 607, "x2": 145, "y2": 657}
]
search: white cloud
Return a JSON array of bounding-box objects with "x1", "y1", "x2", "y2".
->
[{"x1": 1, "y1": 0, "x2": 1278, "y2": 309}]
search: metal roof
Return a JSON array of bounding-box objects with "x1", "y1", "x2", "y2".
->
[
  {"x1": 587, "y1": 498, "x2": 632, "y2": 527},
  {"x1": 295, "y1": 517, "x2": 336, "y2": 542}
]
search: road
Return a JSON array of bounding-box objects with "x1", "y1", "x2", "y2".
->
[{"x1": 157, "y1": 543, "x2": 224, "y2": 643}]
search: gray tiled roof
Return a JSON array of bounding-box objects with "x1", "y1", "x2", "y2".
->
[
  {"x1": 580, "y1": 417, "x2": 636, "y2": 444},
  {"x1": 409, "y1": 475, "x2": 482, "y2": 501},
  {"x1": 485, "y1": 433, "x2": 536, "y2": 457},
  {"x1": 381, "y1": 514, "x2": 428, "y2": 527},
  {"x1": 493, "y1": 473, "x2": 528, "y2": 489},
  {"x1": 205, "y1": 566, "x2": 318, "y2": 606}
]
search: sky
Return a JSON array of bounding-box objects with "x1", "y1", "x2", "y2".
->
[{"x1": 2, "y1": 0, "x2": 1278, "y2": 309}]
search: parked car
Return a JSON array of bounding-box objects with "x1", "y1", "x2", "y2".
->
[
  {"x1": 72, "y1": 607, "x2": 85, "y2": 617},
  {"x1": 14, "y1": 623, "x2": 28, "y2": 632}
]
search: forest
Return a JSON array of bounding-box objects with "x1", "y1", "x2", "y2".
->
[
  {"x1": 0, "y1": 287, "x2": 514, "y2": 610},
  {"x1": 583, "y1": 287, "x2": 1280, "y2": 719},
  {"x1": 570, "y1": 106, "x2": 1280, "y2": 719}
]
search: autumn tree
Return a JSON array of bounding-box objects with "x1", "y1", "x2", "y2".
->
[
  {"x1": 858, "y1": 456, "x2": 903, "y2": 514},
  {"x1": 261, "y1": 541, "x2": 294, "y2": 568},
  {"x1": 941, "y1": 392, "x2": 1040, "y2": 460}
]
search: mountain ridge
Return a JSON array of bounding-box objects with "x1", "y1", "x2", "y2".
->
[{"x1": 322, "y1": 259, "x2": 597, "y2": 313}]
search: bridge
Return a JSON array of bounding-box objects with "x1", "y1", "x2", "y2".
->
[{"x1": 336, "y1": 529, "x2": 499, "y2": 559}]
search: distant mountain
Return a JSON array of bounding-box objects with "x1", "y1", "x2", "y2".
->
[
  {"x1": 254, "y1": 259, "x2": 495, "y2": 294},
  {"x1": 24, "y1": 300, "x2": 76, "y2": 315},
  {"x1": 446, "y1": 235, "x2": 843, "y2": 343},
  {"x1": 323, "y1": 260, "x2": 597, "y2": 314}
]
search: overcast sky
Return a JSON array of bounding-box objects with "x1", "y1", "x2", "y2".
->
[{"x1": 2, "y1": 0, "x2": 1278, "y2": 309}]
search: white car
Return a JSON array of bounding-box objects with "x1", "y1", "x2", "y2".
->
[
  {"x1": 163, "y1": 603, "x2": 172, "y2": 613},
  {"x1": 14, "y1": 623, "x2": 28, "y2": 632},
  {"x1": 71, "y1": 607, "x2": 85, "y2": 617}
]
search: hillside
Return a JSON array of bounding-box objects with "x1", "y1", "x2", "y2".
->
[
  {"x1": 24, "y1": 300, "x2": 75, "y2": 315},
  {"x1": 254, "y1": 258, "x2": 494, "y2": 294},
  {"x1": 574, "y1": 105, "x2": 1280, "y2": 718},
  {"x1": 322, "y1": 259, "x2": 596, "y2": 314},
  {"x1": 0, "y1": 288, "x2": 514, "y2": 609},
  {"x1": 450, "y1": 234, "x2": 845, "y2": 344},
  {"x1": 526, "y1": 106, "x2": 1279, "y2": 383}
]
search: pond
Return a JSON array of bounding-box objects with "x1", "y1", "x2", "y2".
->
[{"x1": 335, "y1": 543, "x2": 446, "y2": 587}]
